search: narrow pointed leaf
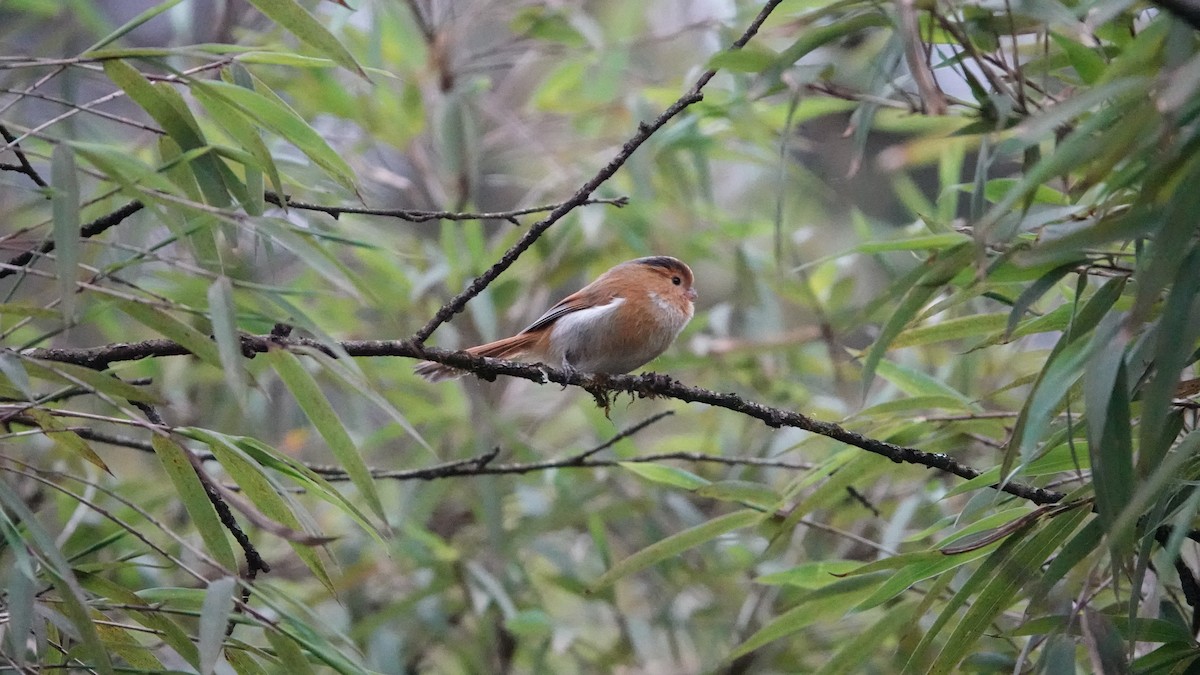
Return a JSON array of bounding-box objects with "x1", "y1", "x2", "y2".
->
[
  {"x1": 207, "y1": 277, "x2": 247, "y2": 401},
  {"x1": 51, "y1": 145, "x2": 80, "y2": 322},
  {"x1": 26, "y1": 408, "x2": 110, "y2": 474},
  {"x1": 243, "y1": 0, "x2": 364, "y2": 76},
  {"x1": 151, "y1": 436, "x2": 238, "y2": 571},
  {"x1": 591, "y1": 509, "x2": 761, "y2": 590},
  {"x1": 116, "y1": 299, "x2": 222, "y2": 368},
  {"x1": 265, "y1": 349, "x2": 386, "y2": 524},
  {"x1": 0, "y1": 484, "x2": 113, "y2": 673},
  {"x1": 198, "y1": 576, "x2": 237, "y2": 675}
]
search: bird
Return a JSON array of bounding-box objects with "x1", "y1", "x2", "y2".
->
[{"x1": 415, "y1": 256, "x2": 697, "y2": 382}]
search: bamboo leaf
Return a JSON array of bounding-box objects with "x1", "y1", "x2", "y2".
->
[
  {"x1": 1050, "y1": 32, "x2": 1107, "y2": 84},
  {"x1": 925, "y1": 507, "x2": 1089, "y2": 674},
  {"x1": 20, "y1": 359, "x2": 159, "y2": 403},
  {"x1": 1085, "y1": 347, "x2": 1134, "y2": 536},
  {"x1": 193, "y1": 80, "x2": 357, "y2": 193},
  {"x1": 77, "y1": 572, "x2": 201, "y2": 668},
  {"x1": 115, "y1": 299, "x2": 222, "y2": 368},
  {"x1": 198, "y1": 576, "x2": 237, "y2": 675},
  {"x1": 891, "y1": 313, "x2": 1009, "y2": 348},
  {"x1": 695, "y1": 480, "x2": 783, "y2": 510},
  {"x1": 0, "y1": 483, "x2": 113, "y2": 673},
  {"x1": 1005, "y1": 263, "x2": 1075, "y2": 337},
  {"x1": 755, "y1": 560, "x2": 861, "y2": 587},
  {"x1": 103, "y1": 60, "x2": 231, "y2": 206},
  {"x1": 591, "y1": 509, "x2": 762, "y2": 590},
  {"x1": 861, "y1": 243, "x2": 976, "y2": 391},
  {"x1": 207, "y1": 277, "x2": 248, "y2": 402},
  {"x1": 151, "y1": 436, "x2": 238, "y2": 571},
  {"x1": 618, "y1": 462, "x2": 710, "y2": 490},
  {"x1": 875, "y1": 359, "x2": 974, "y2": 403},
  {"x1": 51, "y1": 144, "x2": 80, "y2": 322},
  {"x1": 192, "y1": 80, "x2": 284, "y2": 201},
  {"x1": 264, "y1": 349, "x2": 386, "y2": 523},
  {"x1": 264, "y1": 628, "x2": 317, "y2": 675},
  {"x1": 1137, "y1": 248, "x2": 1200, "y2": 472},
  {"x1": 243, "y1": 0, "x2": 364, "y2": 76},
  {"x1": 183, "y1": 428, "x2": 334, "y2": 591},
  {"x1": 727, "y1": 573, "x2": 886, "y2": 659},
  {"x1": 26, "y1": 408, "x2": 110, "y2": 474}
]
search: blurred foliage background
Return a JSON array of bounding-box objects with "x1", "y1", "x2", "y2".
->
[{"x1": 3, "y1": 0, "x2": 1200, "y2": 672}]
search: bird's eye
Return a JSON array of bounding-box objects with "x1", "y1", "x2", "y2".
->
[{"x1": 672, "y1": 276, "x2": 682, "y2": 286}]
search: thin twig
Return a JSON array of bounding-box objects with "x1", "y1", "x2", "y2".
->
[
  {"x1": 0, "y1": 200, "x2": 144, "y2": 279},
  {"x1": 265, "y1": 192, "x2": 629, "y2": 224},
  {"x1": 0, "y1": 124, "x2": 48, "y2": 188}
]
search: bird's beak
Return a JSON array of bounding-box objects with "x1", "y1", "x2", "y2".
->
[{"x1": 686, "y1": 287, "x2": 698, "y2": 301}]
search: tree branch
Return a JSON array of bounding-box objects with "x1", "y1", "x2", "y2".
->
[
  {"x1": 17, "y1": 333, "x2": 1064, "y2": 506},
  {"x1": 0, "y1": 123, "x2": 48, "y2": 188},
  {"x1": 264, "y1": 192, "x2": 629, "y2": 224},
  {"x1": 0, "y1": 199, "x2": 144, "y2": 279}
]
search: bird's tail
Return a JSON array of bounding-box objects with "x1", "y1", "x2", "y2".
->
[{"x1": 414, "y1": 333, "x2": 540, "y2": 382}]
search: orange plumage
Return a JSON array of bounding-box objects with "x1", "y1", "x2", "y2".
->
[{"x1": 415, "y1": 256, "x2": 697, "y2": 381}]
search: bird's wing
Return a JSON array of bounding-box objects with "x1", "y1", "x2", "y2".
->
[{"x1": 520, "y1": 291, "x2": 618, "y2": 334}]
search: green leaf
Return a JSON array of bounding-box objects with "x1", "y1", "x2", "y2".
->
[
  {"x1": 2, "y1": 521, "x2": 36, "y2": 665},
  {"x1": 21, "y1": 359, "x2": 159, "y2": 403},
  {"x1": 855, "y1": 395, "x2": 973, "y2": 417},
  {"x1": 851, "y1": 545, "x2": 999, "y2": 611},
  {"x1": 192, "y1": 79, "x2": 284, "y2": 201},
  {"x1": 590, "y1": 509, "x2": 762, "y2": 590},
  {"x1": 695, "y1": 480, "x2": 783, "y2": 510},
  {"x1": 0, "y1": 483, "x2": 113, "y2": 674},
  {"x1": 243, "y1": 0, "x2": 364, "y2": 76},
  {"x1": 707, "y1": 46, "x2": 779, "y2": 72},
  {"x1": 618, "y1": 462, "x2": 710, "y2": 490},
  {"x1": 151, "y1": 436, "x2": 238, "y2": 571},
  {"x1": 891, "y1": 313, "x2": 1009, "y2": 348},
  {"x1": 815, "y1": 601, "x2": 919, "y2": 675},
  {"x1": 115, "y1": 299, "x2": 222, "y2": 368},
  {"x1": 1137, "y1": 248, "x2": 1200, "y2": 471},
  {"x1": 193, "y1": 80, "x2": 357, "y2": 193},
  {"x1": 233, "y1": 435, "x2": 385, "y2": 544},
  {"x1": 728, "y1": 573, "x2": 886, "y2": 659},
  {"x1": 1050, "y1": 32, "x2": 1107, "y2": 84},
  {"x1": 198, "y1": 576, "x2": 237, "y2": 675},
  {"x1": 1012, "y1": 614, "x2": 1191, "y2": 643},
  {"x1": 26, "y1": 408, "x2": 110, "y2": 474},
  {"x1": 1110, "y1": 429, "x2": 1200, "y2": 555},
  {"x1": 854, "y1": 233, "x2": 972, "y2": 254},
  {"x1": 264, "y1": 627, "x2": 317, "y2": 675},
  {"x1": 861, "y1": 243, "x2": 976, "y2": 391},
  {"x1": 1085, "y1": 347, "x2": 1133, "y2": 535},
  {"x1": 184, "y1": 428, "x2": 334, "y2": 590},
  {"x1": 264, "y1": 349, "x2": 386, "y2": 524},
  {"x1": 777, "y1": 13, "x2": 892, "y2": 65},
  {"x1": 103, "y1": 60, "x2": 231, "y2": 207},
  {"x1": 83, "y1": 0, "x2": 185, "y2": 51},
  {"x1": 755, "y1": 560, "x2": 862, "y2": 587},
  {"x1": 295, "y1": 347, "x2": 431, "y2": 454},
  {"x1": 77, "y1": 572, "x2": 201, "y2": 668},
  {"x1": 51, "y1": 144, "x2": 80, "y2": 322},
  {"x1": 923, "y1": 507, "x2": 1089, "y2": 674},
  {"x1": 1005, "y1": 263, "x2": 1075, "y2": 337},
  {"x1": 510, "y1": 7, "x2": 588, "y2": 47},
  {"x1": 875, "y1": 359, "x2": 974, "y2": 403},
  {"x1": 207, "y1": 277, "x2": 248, "y2": 402}
]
